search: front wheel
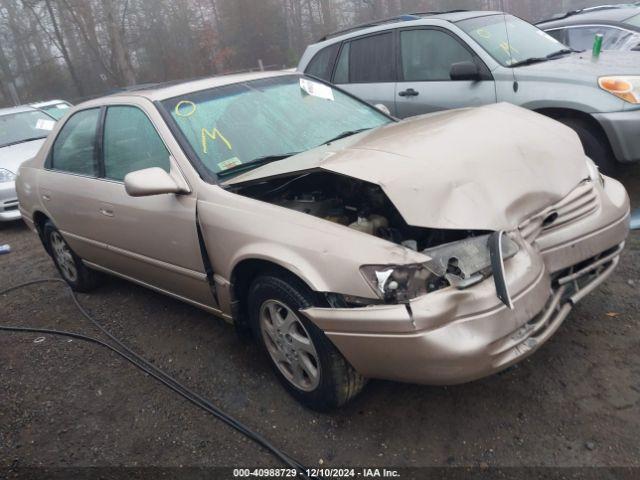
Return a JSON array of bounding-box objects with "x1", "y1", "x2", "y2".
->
[
  {"x1": 558, "y1": 117, "x2": 618, "y2": 176},
  {"x1": 248, "y1": 274, "x2": 366, "y2": 410}
]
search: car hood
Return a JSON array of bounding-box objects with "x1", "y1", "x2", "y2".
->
[
  {"x1": 0, "y1": 138, "x2": 46, "y2": 174},
  {"x1": 223, "y1": 103, "x2": 589, "y2": 231},
  {"x1": 515, "y1": 50, "x2": 640, "y2": 81}
]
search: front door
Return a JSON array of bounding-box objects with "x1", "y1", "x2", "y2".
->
[{"x1": 395, "y1": 28, "x2": 497, "y2": 118}]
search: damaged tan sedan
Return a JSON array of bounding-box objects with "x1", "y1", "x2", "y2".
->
[{"x1": 16, "y1": 72, "x2": 630, "y2": 410}]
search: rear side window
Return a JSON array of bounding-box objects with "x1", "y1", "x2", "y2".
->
[
  {"x1": 400, "y1": 29, "x2": 475, "y2": 81},
  {"x1": 103, "y1": 106, "x2": 170, "y2": 181},
  {"x1": 305, "y1": 44, "x2": 340, "y2": 81},
  {"x1": 336, "y1": 33, "x2": 395, "y2": 83},
  {"x1": 52, "y1": 108, "x2": 100, "y2": 176}
]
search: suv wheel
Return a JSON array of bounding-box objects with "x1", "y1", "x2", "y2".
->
[
  {"x1": 248, "y1": 273, "x2": 366, "y2": 410},
  {"x1": 44, "y1": 220, "x2": 102, "y2": 292},
  {"x1": 559, "y1": 118, "x2": 618, "y2": 175}
]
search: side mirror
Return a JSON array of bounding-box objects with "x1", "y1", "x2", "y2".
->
[
  {"x1": 450, "y1": 61, "x2": 481, "y2": 81},
  {"x1": 124, "y1": 167, "x2": 181, "y2": 197},
  {"x1": 374, "y1": 103, "x2": 391, "y2": 116}
]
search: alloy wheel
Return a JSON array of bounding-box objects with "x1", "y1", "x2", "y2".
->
[
  {"x1": 50, "y1": 231, "x2": 78, "y2": 283},
  {"x1": 259, "y1": 299, "x2": 320, "y2": 391}
]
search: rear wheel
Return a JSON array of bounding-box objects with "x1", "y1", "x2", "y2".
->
[
  {"x1": 44, "y1": 220, "x2": 102, "y2": 292},
  {"x1": 248, "y1": 273, "x2": 366, "y2": 410},
  {"x1": 558, "y1": 117, "x2": 618, "y2": 175}
]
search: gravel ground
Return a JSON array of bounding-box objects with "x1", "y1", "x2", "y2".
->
[{"x1": 1, "y1": 167, "x2": 640, "y2": 478}]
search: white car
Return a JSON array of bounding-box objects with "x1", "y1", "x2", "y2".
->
[
  {"x1": 30, "y1": 99, "x2": 73, "y2": 121},
  {"x1": 0, "y1": 106, "x2": 56, "y2": 221}
]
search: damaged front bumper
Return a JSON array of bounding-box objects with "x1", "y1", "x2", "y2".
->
[{"x1": 301, "y1": 177, "x2": 630, "y2": 385}]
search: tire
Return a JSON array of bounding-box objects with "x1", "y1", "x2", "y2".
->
[
  {"x1": 248, "y1": 273, "x2": 366, "y2": 411},
  {"x1": 558, "y1": 117, "x2": 618, "y2": 176},
  {"x1": 43, "y1": 220, "x2": 102, "y2": 292}
]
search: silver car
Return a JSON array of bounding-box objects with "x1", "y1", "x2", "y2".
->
[
  {"x1": 0, "y1": 106, "x2": 55, "y2": 222},
  {"x1": 298, "y1": 10, "x2": 640, "y2": 173}
]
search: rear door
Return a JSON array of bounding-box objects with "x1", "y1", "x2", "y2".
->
[
  {"x1": 332, "y1": 32, "x2": 398, "y2": 115},
  {"x1": 39, "y1": 108, "x2": 106, "y2": 262},
  {"x1": 395, "y1": 27, "x2": 496, "y2": 118}
]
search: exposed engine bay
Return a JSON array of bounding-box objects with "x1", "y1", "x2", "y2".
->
[
  {"x1": 229, "y1": 170, "x2": 483, "y2": 251},
  {"x1": 229, "y1": 170, "x2": 519, "y2": 306}
]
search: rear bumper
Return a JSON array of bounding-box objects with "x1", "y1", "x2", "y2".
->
[
  {"x1": 302, "y1": 178, "x2": 630, "y2": 384},
  {"x1": 0, "y1": 181, "x2": 20, "y2": 222},
  {"x1": 593, "y1": 109, "x2": 640, "y2": 163}
]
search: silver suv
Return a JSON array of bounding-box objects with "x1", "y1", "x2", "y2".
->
[{"x1": 298, "y1": 10, "x2": 640, "y2": 173}]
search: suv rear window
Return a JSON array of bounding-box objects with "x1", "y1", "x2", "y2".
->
[
  {"x1": 305, "y1": 44, "x2": 340, "y2": 81},
  {"x1": 335, "y1": 33, "x2": 395, "y2": 83}
]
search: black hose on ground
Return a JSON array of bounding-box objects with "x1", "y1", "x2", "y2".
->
[{"x1": 0, "y1": 278, "x2": 314, "y2": 480}]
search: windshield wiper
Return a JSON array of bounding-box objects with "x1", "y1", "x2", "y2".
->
[
  {"x1": 321, "y1": 128, "x2": 371, "y2": 146},
  {"x1": 0, "y1": 136, "x2": 47, "y2": 148},
  {"x1": 216, "y1": 152, "x2": 300, "y2": 178},
  {"x1": 509, "y1": 48, "x2": 575, "y2": 68},
  {"x1": 546, "y1": 48, "x2": 575, "y2": 59}
]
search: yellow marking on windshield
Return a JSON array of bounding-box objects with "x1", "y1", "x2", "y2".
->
[
  {"x1": 499, "y1": 41, "x2": 519, "y2": 55},
  {"x1": 175, "y1": 100, "x2": 197, "y2": 117},
  {"x1": 201, "y1": 127, "x2": 232, "y2": 153},
  {"x1": 476, "y1": 28, "x2": 491, "y2": 39}
]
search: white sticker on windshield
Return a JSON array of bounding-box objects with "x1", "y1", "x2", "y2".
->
[
  {"x1": 300, "y1": 78, "x2": 334, "y2": 101},
  {"x1": 56, "y1": 104, "x2": 69, "y2": 109},
  {"x1": 218, "y1": 157, "x2": 242, "y2": 171},
  {"x1": 35, "y1": 119, "x2": 55, "y2": 131}
]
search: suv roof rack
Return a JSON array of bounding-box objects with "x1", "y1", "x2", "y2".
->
[
  {"x1": 317, "y1": 10, "x2": 468, "y2": 42},
  {"x1": 538, "y1": 4, "x2": 637, "y2": 23}
]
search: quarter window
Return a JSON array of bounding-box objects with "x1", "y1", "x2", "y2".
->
[
  {"x1": 52, "y1": 108, "x2": 100, "y2": 176},
  {"x1": 103, "y1": 106, "x2": 170, "y2": 181},
  {"x1": 305, "y1": 44, "x2": 340, "y2": 81},
  {"x1": 400, "y1": 29, "x2": 476, "y2": 81},
  {"x1": 336, "y1": 33, "x2": 395, "y2": 83}
]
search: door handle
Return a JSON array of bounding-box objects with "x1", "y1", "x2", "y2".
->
[
  {"x1": 398, "y1": 88, "x2": 419, "y2": 97},
  {"x1": 99, "y1": 207, "x2": 114, "y2": 217}
]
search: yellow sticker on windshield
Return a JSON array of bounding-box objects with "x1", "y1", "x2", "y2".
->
[
  {"x1": 201, "y1": 127, "x2": 232, "y2": 153},
  {"x1": 218, "y1": 157, "x2": 243, "y2": 171}
]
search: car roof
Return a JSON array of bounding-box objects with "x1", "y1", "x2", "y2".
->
[
  {"x1": 99, "y1": 70, "x2": 293, "y2": 103},
  {"x1": 313, "y1": 10, "x2": 502, "y2": 43},
  {"x1": 538, "y1": 6, "x2": 640, "y2": 29},
  {"x1": 0, "y1": 105, "x2": 39, "y2": 117},
  {"x1": 30, "y1": 99, "x2": 70, "y2": 108}
]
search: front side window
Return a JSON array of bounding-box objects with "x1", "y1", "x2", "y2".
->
[
  {"x1": 459, "y1": 14, "x2": 566, "y2": 66},
  {"x1": 0, "y1": 110, "x2": 56, "y2": 148},
  {"x1": 305, "y1": 44, "x2": 340, "y2": 81},
  {"x1": 52, "y1": 108, "x2": 100, "y2": 176},
  {"x1": 161, "y1": 75, "x2": 391, "y2": 177},
  {"x1": 103, "y1": 106, "x2": 169, "y2": 181},
  {"x1": 400, "y1": 29, "x2": 476, "y2": 81},
  {"x1": 544, "y1": 28, "x2": 567, "y2": 44},
  {"x1": 336, "y1": 33, "x2": 395, "y2": 83}
]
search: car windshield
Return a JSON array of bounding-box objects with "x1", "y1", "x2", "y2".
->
[
  {"x1": 0, "y1": 110, "x2": 56, "y2": 148},
  {"x1": 160, "y1": 75, "x2": 391, "y2": 177},
  {"x1": 459, "y1": 14, "x2": 568, "y2": 67},
  {"x1": 625, "y1": 12, "x2": 640, "y2": 27},
  {"x1": 38, "y1": 103, "x2": 71, "y2": 120}
]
